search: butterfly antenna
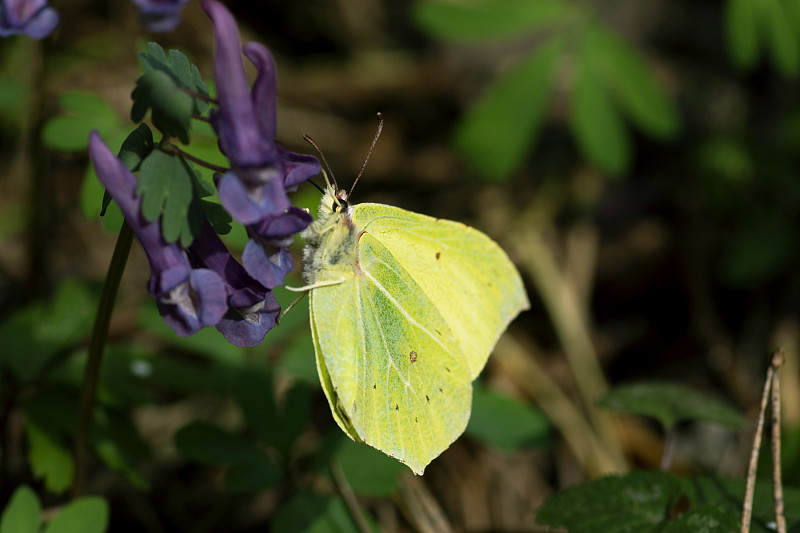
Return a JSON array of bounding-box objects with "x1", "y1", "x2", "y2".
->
[
  {"x1": 348, "y1": 112, "x2": 383, "y2": 199},
  {"x1": 304, "y1": 134, "x2": 339, "y2": 191},
  {"x1": 308, "y1": 179, "x2": 325, "y2": 194}
]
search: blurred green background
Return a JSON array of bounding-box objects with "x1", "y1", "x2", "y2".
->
[{"x1": 2, "y1": 0, "x2": 800, "y2": 531}]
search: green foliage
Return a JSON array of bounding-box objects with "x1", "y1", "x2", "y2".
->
[
  {"x1": 454, "y1": 38, "x2": 562, "y2": 179},
  {"x1": 536, "y1": 471, "x2": 800, "y2": 532},
  {"x1": 41, "y1": 497, "x2": 109, "y2": 533},
  {"x1": 136, "y1": 149, "x2": 206, "y2": 246},
  {"x1": 41, "y1": 91, "x2": 129, "y2": 152},
  {"x1": 465, "y1": 384, "x2": 549, "y2": 452},
  {"x1": 25, "y1": 420, "x2": 74, "y2": 493},
  {"x1": 599, "y1": 382, "x2": 743, "y2": 430},
  {"x1": 0, "y1": 487, "x2": 108, "y2": 533},
  {"x1": 0, "y1": 486, "x2": 40, "y2": 533},
  {"x1": 414, "y1": 0, "x2": 680, "y2": 179},
  {"x1": 130, "y1": 43, "x2": 209, "y2": 144},
  {"x1": 725, "y1": 0, "x2": 800, "y2": 76}
]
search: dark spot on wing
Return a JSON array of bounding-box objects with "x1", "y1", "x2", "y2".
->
[
  {"x1": 435, "y1": 251, "x2": 441, "y2": 260},
  {"x1": 372, "y1": 384, "x2": 376, "y2": 390},
  {"x1": 409, "y1": 350, "x2": 417, "y2": 363},
  {"x1": 435, "y1": 329, "x2": 441, "y2": 335},
  {"x1": 415, "y1": 417, "x2": 418, "y2": 423},
  {"x1": 444, "y1": 366, "x2": 451, "y2": 373},
  {"x1": 438, "y1": 387, "x2": 443, "y2": 393},
  {"x1": 425, "y1": 395, "x2": 430, "y2": 402},
  {"x1": 395, "y1": 404, "x2": 399, "y2": 411}
]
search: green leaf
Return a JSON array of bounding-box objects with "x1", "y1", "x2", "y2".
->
[
  {"x1": 131, "y1": 69, "x2": 193, "y2": 143},
  {"x1": 0, "y1": 486, "x2": 41, "y2": 533},
  {"x1": 200, "y1": 200, "x2": 232, "y2": 235},
  {"x1": 587, "y1": 24, "x2": 679, "y2": 138},
  {"x1": 42, "y1": 497, "x2": 108, "y2": 533},
  {"x1": 137, "y1": 149, "x2": 205, "y2": 246},
  {"x1": 25, "y1": 419, "x2": 74, "y2": 494},
  {"x1": 455, "y1": 38, "x2": 563, "y2": 181},
  {"x1": 336, "y1": 439, "x2": 407, "y2": 496},
  {"x1": 725, "y1": 0, "x2": 761, "y2": 69},
  {"x1": 598, "y1": 383, "x2": 743, "y2": 430},
  {"x1": 661, "y1": 506, "x2": 740, "y2": 533},
  {"x1": 131, "y1": 43, "x2": 209, "y2": 143},
  {"x1": 413, "y1": 0, "x2": 569, "y2": 42},
  {"x1": 466, "y1": 385, "x2": 549, "y2": 452},
  {"x1": 174, "y1": 421, "x2": 264, "y2": 466},
  {"x1": 42, "y1": 91, "x2": 124, "y2": 152},
  {"x1": 536, "y1": 470, "x2": 681, "y2": 532},
  {"x1": 764, "y1": 0, "x2": 800, "y2": 75},
  {"x1": 570, "y1": 43, "x2": 631, "y2": 176}
]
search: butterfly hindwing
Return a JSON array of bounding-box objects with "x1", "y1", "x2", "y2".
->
[{"x1": 310, "y1": 232, "x2": 471, "y2": 474}]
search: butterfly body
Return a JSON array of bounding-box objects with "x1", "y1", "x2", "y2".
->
[{"x1": 302, "y1": 186, "x2": 529, "y2": 474}]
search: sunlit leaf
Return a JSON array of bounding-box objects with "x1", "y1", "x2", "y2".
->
[
  {"x1": 599, "y1": 382, "x2": 743, "y2": 430},
  {"x1": 570, "y1": 44, "x2": 630, "y2": 176},
  {"x1": 0, "y1": 486, "x2": 40, "y2": 533},
  {"x1": 455, "y1": 38, "x2": 563, "y2": 180},
  {"x1": 587, "y1": 25, "x2": 679, "y2": 138},
  {"x1": 131, "y1": 43, "x2": 208, "y2": 144},
  {"x1": 41, "y1": 497, "x2": 108, "y2": 533},
  {"x1": 413, "y1": 0, "x2": 569, "y2": 42}
]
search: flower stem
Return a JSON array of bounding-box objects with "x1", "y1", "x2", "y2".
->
[
  {"x1": 162, "y1": 144, "x2": 228, "y2": 174},
  {"x1": 72, "y1": 220, "x2": 134, "y2": 498}
]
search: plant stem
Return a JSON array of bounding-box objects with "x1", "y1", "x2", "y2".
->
[
  {"x1": 770, "y1": 349, "x2": 786, "y2": 533},
  {"x1": 660, "y1": 428, "x2": 676, "y2": 472},
  {"x1": 161, "y1": 144, "x2": 228, "y2": 174},
  {"x1": 72, "y1": 221, "x2": 134, "y2": 498}
]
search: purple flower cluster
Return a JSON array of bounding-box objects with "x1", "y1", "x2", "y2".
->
[
  {"x1": 89, "y1": 1, "x2": 320, "y2": 346},
  {"x1": 0, "y1": 0, "x2": 59, "y2": 38},
  {"x1": 130, "y1": 0, "x2": 191, "y2": 33},
  {"x1": 202, "y1": 0, "x2": 319, "y2": 289}
]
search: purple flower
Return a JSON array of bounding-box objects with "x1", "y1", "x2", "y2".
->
[
  {"x1": 187, "y1": 220, "x2": 281, "y2": 347},
  {"x1": 0, "y1": 0, "x2": 59, "y2": 38},
  {"x1": 88, "y1": 131, "x2": 228, "y2": 337},
  {"x1": 130, "y1": 0, "x2": 191, "y2": 32},
  {"x1": 242, "y1": 207, "x2": 313, "y2": 289},
  {"x1": 202, "y1": 0, "x2": 320, "y2": 226}
]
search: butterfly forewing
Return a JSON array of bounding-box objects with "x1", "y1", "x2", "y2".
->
[{"x1": 353, "y1": 203, "x2": 530, "y2": 378}]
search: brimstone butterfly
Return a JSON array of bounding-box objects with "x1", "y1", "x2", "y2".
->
[{"x1": 298, "y1": 179, "x2": 530, "y2": 475}]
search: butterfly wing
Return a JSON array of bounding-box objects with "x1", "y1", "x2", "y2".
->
[
  {"x1": 352, "y1": 203, "x2": 530, "y2": 378},
  {"x1": 310, "y1": 231, "x2": 472, "y2": 474}
]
